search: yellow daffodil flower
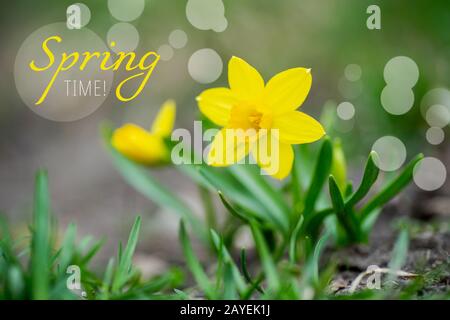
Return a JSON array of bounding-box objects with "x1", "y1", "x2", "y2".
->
[
  {"x1": 196, "y1": 56, "x2": 325, "y2": 179},
  {"x1": 112, "y1": 100, "x2": 176, "y2": 165}
]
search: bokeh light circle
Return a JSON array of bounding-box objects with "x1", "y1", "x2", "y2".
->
[
  {"x1": 158, "y1": 44, "x2": 174, "y2": 61},
  {"x1": 384, "y1": 56, "x2": 419, "y2": 87},
  {"x1": 336, "y1": 101, "x2": 355, "y2": 120},
  {"x1": 425, "y1": 104, "x2": 450, "y2": 128},
  {"x1": 67, "y1": 3, "x2": 91, "y2": 28},
  {"x1": 168, "y1": 29, "x2": 188, "y2": 49},
  {"x1": 420, "y1": 87, "x2": 450, "y2": 118},
  {"x1": 426, "y1": 127, "x2": 445, "y2": 145},
  {"x1": 186, "y1": 0, "x2": 227, "y2": 32},
  {"x1": 344, "y1": 64, "x2": 362, "y2": 81},
  {"x1": 107, "y1": 23, "x2": 140, "y2": 53},
  {"x1": 213, "y1": 17, "x2": 228, "y2": 32},
  {"x1": 14, "y1": 23, "x2": 114, "y2": 122},
  {"x1": 188, "y1": 48, "x2": 223, "y2": 83},
  {"x1": 108, "y1": 0, "x2": 145, "y2": 22},
  {"x1": 371, "y1": 136, "x2": 407, "y2": 171},
  {"x1": 381, "y1": 85, "x2": 414, "y2": 115},
  {"x1": 413, "y1": 157, "x2": 447, "y2": 191}
]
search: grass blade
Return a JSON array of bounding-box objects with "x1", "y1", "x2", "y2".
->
[
  {"x1": 112, "y1": 216, "x2": 141, "y2": 292},
  {"x1": 58, "y1": 223, "x2": 76, "y2": 275},
  {"x1": 389, "y1": 228, "x2": 409, "y2": 273},
  {"x1": 223, "y1": 262, "x2": 238, "y2": 299},
  {"x1": 288, "y1": 215, "x2": 304, "y2": 263},
  {"x1": 249, "y1": 220, "x2": 280, "y2": 292},
  {"x1": 179, "y1": 220, "x2": 215, "y2": 299},
  {"x1": 210, "y1": 230, "x2": 246, "y2": 294},
  {"x1": 240, "y1": 249, "x2": 264, "y2": 294},
  {"x1": 30, "y1": 170, "x2": 50, "y2": 300}
]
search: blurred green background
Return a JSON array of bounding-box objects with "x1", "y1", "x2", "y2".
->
[{"x1": 0, "y1": 0, "x2": 449, "y2": 268}]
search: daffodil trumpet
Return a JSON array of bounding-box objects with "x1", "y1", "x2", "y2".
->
[{"x1": 196, "y1": 56, "x2": 326, "y2": 179}]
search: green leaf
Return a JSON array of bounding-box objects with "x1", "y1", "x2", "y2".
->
[
  {"x1": 112, "y1": 216, "x2": 141, "y2": 292},
  {"x1": 30, "y1": 170, "x2": 50, "y2": 300},
  {"x1": 288, "y1": 215, "x2": 304, "y2": 263},
  {"x1": 347, "y1": 151, "x2": 379, "y2": 207},
  {"x1": 80, "y1": 238, "x2": 105, "y2": 265},
  {"x1": 179, "y1": 220, "x2": 215, "y2": 299},
  {"x1": 7, "y1": 266, "x2": 25, "y2": 299},
  {"x1": 199, "y1": 167, "x2": 268, "y2": 219},
  {"x1": 102, "y1": 124, "x2": 206, "y2": 241},
  {"x1": 291, "y1": 146, "x2": 304, "y2": 212},
  {"x1": 138, "y1": 268, "x2": 184, "y2": 294},
  {"x1": 240, "y1": 248, "x2": 264, "y2": 294},
  {"x1": 249, "y1": 220, "x2": 280, "y2": 292},
  {"x1": 303, "y1": 137, "x2": 333, "y2": 217},
  {"x1": 311, "y1": 231, "x2": 331, "y2": 285},
  {"x1": 218, "y1": 192, "x2": 258, "y2": 224},
  {"x1": 100, "y1": 258, "x2": 115, "y2": 300},
  {"x1": 223, "y1": 262, "x2": 238, "y2": 299},
  {"x1": 58, "y1": 223, "x2": 76, "y2": 275},
  {"x1": 302, "y1": 208, "x2": 333, "y2": 239},
  {"x1": 389, "y1": 228, "x2": 409, "y2": 272},
  {"x1": 210, "y1": 230, "x2": 246, "y2": 294},
  {"x1": 230, "y1": 165, "x2": 290, "y2": 234},
  {"x1": 360, "y1": 154, "x2": 423, "y2": 220},
  {"x1": 300, "y1": 231, "x2": 330, "y2": 290},
  {"x1": 329, "y1": 175, "x2": 360, "y2": 242}
]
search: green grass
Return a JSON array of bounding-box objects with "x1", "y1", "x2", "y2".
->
[{"x1": 0, "y1": 130, "x2": 445, "y2": 300}]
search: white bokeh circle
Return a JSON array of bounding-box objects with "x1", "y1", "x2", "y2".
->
[
  {"x1": 14, "y1": 23, "x2": 114, "y2": 122},
  {"x1": 107, "y1": 23, "x2": 140, "y2": 53},
  {"x1": 426, "y1": 127, "x2": 445, "y2": 145},
  {"x1": 158, "y1": 44, "x2": 174, "y2": 61},
  {"x1": 371, "y1": 136, "x2": 407, "y2": 171},
  {"x1": 108, "y1": 0, "x2": 145, "y2": 22},
  {"x1": 188, "y1": 48, "x2": 223, "y2": 83},
  {"x1": 344, "y1": 64, "x2": 362, "y2": 81},
  {"x1": 420, "y1": 87, "x2": 450, "y2": 118},
  {"x1": 168, "y1": 29, "x2": 188, "y2": 49},
  {"x1": 67, "y1": 3, "x2": 91, "y2": 28},
  {"x1": 381, "y1": 85, "x2": 414, "y2": 115},
  {"x1": 186, "y1": 0, "x2": 228, "y2": 32},
  {"x1": 413, "y1": 157, "x2": 447, "y2": 191},
  {"x1": 425, "y1": 104, "x2": 450, "y2": 128},
  {"x1": 336, "y1": 101, "x2": 355, "y2": 120},
  {"x1": 384, "y1": 56, "x2": 419, "y2": 88}
]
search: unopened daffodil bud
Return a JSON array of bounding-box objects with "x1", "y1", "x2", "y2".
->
[{"x1": 331, "y1": 138, "x2": 347, "y2": 192}]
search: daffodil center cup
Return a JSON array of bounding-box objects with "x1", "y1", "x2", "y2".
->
[{"x1": 229, "y1": 104, "x2": 272, "y2": 130}]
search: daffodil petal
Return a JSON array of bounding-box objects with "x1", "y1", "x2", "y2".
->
[
  {"x1": 197, "y1": 88, "x2": 237, "y2": 126},
  {"x1": 207, "y1": 128, "x2": 252, "y2": 166},
  {"x1": 264, "y1": 67, "x2": 312, "y2": 114},
  {"x1": 112, "y1": 124, "x2": 167, "y2": 165},
  {"x1": 251, "y1": 132, "x2": 294, "y2": 180},
  {"x1": 151, "y1": 99, "x2": 176, "y2": 137},
  {"x1": 228, "y1": 56, "x2": 265, "y2": 101},
  {"x1": 273, "y1": 111, "x2": 325, "y2": 144}
]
